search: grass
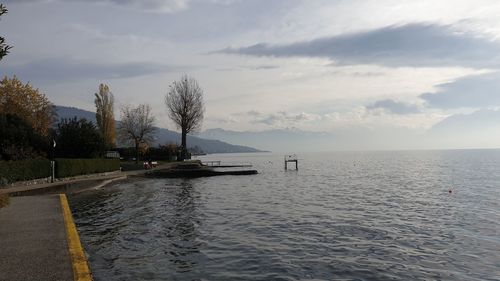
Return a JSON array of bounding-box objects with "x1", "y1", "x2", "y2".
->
[
  {"x1": 0, "y1": 194, "x2": 9, "y2": 209},
  {"x1": 119, "y1": 162, "x2": 145, "y2": 171}
]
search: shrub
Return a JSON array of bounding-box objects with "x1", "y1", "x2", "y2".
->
[
  {"x1": 55, "y1": 158, "x2": 119, "y2": 178},
  {"x1": 0, "y1": 159, "x2": 51, "y2": 185},
  {"x1": 119, "y1": 162, "x2": 145, "y2": 171},
  {"x1": 0, "y1": 113, "x2": 50, "y2": 160},
  {"x1": 55, "y1": 118, "x2": 103, "y2": 158}
]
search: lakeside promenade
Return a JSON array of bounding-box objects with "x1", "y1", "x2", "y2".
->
[
  {"x1": 0, "y1": 195, "x2": 86, "y2": 281},
  {"x1": 0, "y1": 165, "x2": 171, "y2": 281}
]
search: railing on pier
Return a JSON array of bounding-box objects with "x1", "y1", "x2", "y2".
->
[
  {"x1": 202, "y1": 161, "x2": 221, "y2": 167},
  {"x1": 201, "y1": 161, "x2": 253, "y2": 168}
]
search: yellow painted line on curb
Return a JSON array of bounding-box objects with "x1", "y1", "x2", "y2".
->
[{"x1": 60, "y1": 194, "x2": 93, "y2": 281}]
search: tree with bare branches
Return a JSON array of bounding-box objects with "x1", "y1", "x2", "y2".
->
[
  {"x1": 165, "y1": 75, "x2": 205, "y2": 160},
  {"x1": 118, "y1": 104, "x2": 156, "y2": 163},
  {"x1": 95, "y1": 83, "x2": 116, "y2": 149}
]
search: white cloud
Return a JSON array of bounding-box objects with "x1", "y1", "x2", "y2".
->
[{"x1": 4, "y1": 0, "x2": 500, "y2": 150}]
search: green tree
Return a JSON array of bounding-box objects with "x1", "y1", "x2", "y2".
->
[
  {"x1": 118, "y1": 104, "x2": 156, "y2": 163},
  {"x1": 0, "y1": 76, "x2": 54, "y2": 136},
  {"x1": 0, "y1": 113, "x2": 49, "y2": 160},
  {"x1": 94, "y1": 83, "x2": 116, "y2": 149},
  {"x1": 0, "y1": 4, "x2": 12, "y2": 61},
  {"x1": 56, "y1": 118, "x2": 103, "y2": 158},
  {"x1": 165, "y1": 75, "x2": 205, "y2": 160}
]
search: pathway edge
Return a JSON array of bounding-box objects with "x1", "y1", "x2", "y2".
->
[{"x1": 59, "y1": 194, "x2": 93, "y2": 281}]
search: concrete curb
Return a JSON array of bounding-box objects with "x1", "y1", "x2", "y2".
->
[{"x1": 60, "y1": 194, "x2": 93, "y2": 281}]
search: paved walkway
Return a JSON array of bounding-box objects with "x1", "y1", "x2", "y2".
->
[
  {"x1": 0, "y1": 195, "x2": 74, "y2": 281},
  {"x1": 0, "y1": 163, "x2": 177, "y2": 280},
  {"x1": 0, "y1": 173, "x2": 125, "y2": 196}
]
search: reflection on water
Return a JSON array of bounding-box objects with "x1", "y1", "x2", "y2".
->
[
  {"x1": 70, "y1": 179, "x2": 207, "y2": 280},
  {"x1": 70, "y1": 150, "x2": 500, "y2": 281},
  {"x1": 163, "y1": 180, "x2": 201, "y2": 274}
]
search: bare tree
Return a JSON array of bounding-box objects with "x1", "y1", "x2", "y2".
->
[
  {"x1": 118, "y1": 104, "x2": 156, "y2": 163},
  {"x1": 95, "y1": 83, "x2": 116, "y2": 149},
  {"x1": 165, "y1": 75, "x2": 205, "y2": 160}
]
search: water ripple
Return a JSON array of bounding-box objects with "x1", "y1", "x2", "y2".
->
[{"x1": 70, "y1": 150, "x2": 500, "y2": 281}]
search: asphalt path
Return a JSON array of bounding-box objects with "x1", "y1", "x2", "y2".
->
[{"x1": 0, "y1": 195, "x2": 74, "y2": 281}]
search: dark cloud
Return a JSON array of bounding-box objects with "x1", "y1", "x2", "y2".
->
[
  {"x1": 241, "y1": 65, "x2": 279, "y2": 70},
  {"x1": 366, "y1": 99, "x2": 420, "y2": 115},
  {"x1": 218, "y1": 24, "x2": 500, "y2": 68},
  {"x1": 215, "y1": 64, "x2": 279, "y2": 72},
  {"x1": 328, "y1": 69, "x2": 385, "y2": 77},
  {"x1": 246, "y1": 110, "x2": 261, "y2": 117},
  {"x1": 420, "y1": 72, "x2": 500, "y2": 108},
  {"x1": 215, "y1": 65, "x2": 278, "y2": 72},
  {"x1": 4, "y1": 0, "x2": 189, "y2": 12},
  {"x1": 0, "y1": 58, "x2": 175, "y2": 84}
]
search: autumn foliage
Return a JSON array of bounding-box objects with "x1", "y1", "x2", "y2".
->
[
  {"x1": 0, "y1": 76, "x2": 54, "y2": 136},
  {"x1": 95, "y1": 83, "x2": 116, "y2": 148}
]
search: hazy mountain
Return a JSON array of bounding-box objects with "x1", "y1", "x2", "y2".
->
[
  {"x1": 198, "y1": 128, "x2": 334, "y2": 152},
  {"x1": 426, "y1": 109, "x2": 500, "y2": 148},
  {"x1": 54, "y1": 106, "x2": 264, "y2": 154},
  {"x1": 200, "y1": 110, "x2": 500, "y2": 152},
  {"x1": 55, "y1": 106, "x2": 500, "y2": 152},
  {"x1": 55, "y1": 106, "x2": 97, "y2": 123},
  {"x1": 199, "y1": 127, "x2": 424, "y2": 152},
  {"x1": 200, "y1": 127, "x2": 426, "y2": 152},
  {"x1": 153, "y1": 128, "x2": 265, "y2": 153},
  {"x1": 429, "y1": 109, "x2": 500, "y2": 134}
]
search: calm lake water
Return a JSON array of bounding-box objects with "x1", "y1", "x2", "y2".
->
[{"x1": 69, "y1": 150, "x2": 500, "y2": 281}]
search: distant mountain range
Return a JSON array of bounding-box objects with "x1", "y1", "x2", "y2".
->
[
  {"x1": 428, "y1": 109, "x2": 500, "y2": 135},
  {"x1": 54, "y1": 106, "x2": 264, "y2": 154},
  {"x1": 198, "y1": 128, "x2": 332, "y2": 152},
  {"x1": 198, "y1": 109, "x2": 500, "y2": 151},
  {"x1": 424, "y1": 109, "x2": 500, "y2": 149},
  {"x1": 55, "y1": 106, "x2": 500, "y2": 152}
]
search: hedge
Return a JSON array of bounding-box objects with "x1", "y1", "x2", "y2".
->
[
  {"x1": 0, "y1": 158, "x2": 120, "y2": 186},
  {"x1": 55, "y1": 158, "x2": 120, "y2": 178},
  {"x1": 0, "y1": 159, "x2": 51, "y2": 186}
]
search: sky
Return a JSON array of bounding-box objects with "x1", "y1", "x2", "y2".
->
[{"x1": 2, "y1": 0, "x2": 500, "y2": 150}]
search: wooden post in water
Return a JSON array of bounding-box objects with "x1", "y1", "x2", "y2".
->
[{"x1": 284, "y1": 154, "x2": 298, "y2": 170}]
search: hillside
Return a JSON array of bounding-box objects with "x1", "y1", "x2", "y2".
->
[{"x1": 54, "y1": 106, "x2": 264, "y2": 154}]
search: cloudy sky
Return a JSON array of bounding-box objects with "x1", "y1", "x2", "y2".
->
[{"x1": 2, "y1": 0, "x2": 500, "y2": 150}]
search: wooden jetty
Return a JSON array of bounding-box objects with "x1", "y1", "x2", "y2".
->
[{"x1": 284, "y1": 154, "x2": 298, "y2": 170}]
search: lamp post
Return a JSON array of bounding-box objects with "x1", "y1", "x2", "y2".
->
[{"x1": 51, "y1": 139, "x2": 56, "y2": 183}]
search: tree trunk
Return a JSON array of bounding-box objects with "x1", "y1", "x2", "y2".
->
[
  {"x1": 181, "y1": 128, "x2": 187, "y2": 161},
  {"x1": 135, "y1": 139, "x2": 140, "y2": 164}
]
